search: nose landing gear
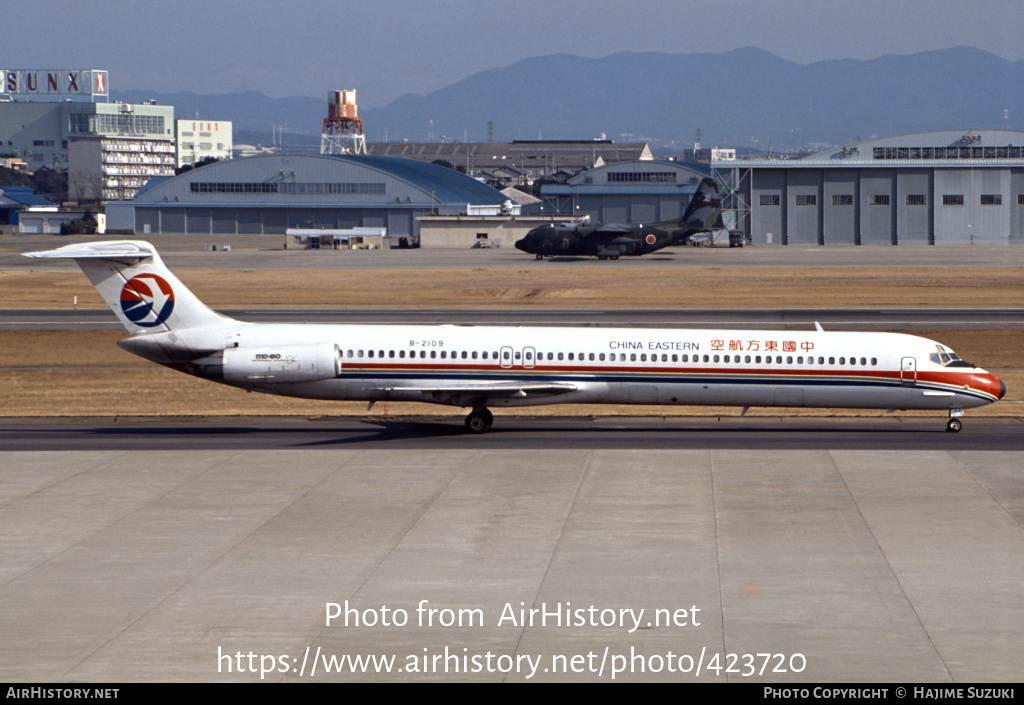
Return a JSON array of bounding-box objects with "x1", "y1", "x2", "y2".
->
[{"x1": 946, "y1": 409, "x2": 964, "y2": 433}]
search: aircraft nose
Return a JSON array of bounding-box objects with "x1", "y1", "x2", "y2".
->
[
  {"x1": 514, "y1": 238, "x2": 529, "y2": 252},
  {"x1": 999, "y1": 379, "x2": 1006, "y2": 399}
]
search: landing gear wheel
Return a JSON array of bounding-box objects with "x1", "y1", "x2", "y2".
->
[
  {"x1": 946, "y1": 418, "x2": 962, "y2": 433},
  {"x1": 536, "y1": 253, "x2": 544, "y2": 260},
  {"x1": 465, "y1": 409, "x2": 493, "y2": 434}
]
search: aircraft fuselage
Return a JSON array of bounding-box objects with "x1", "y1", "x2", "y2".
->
[
  {"x1": 124, "y1": 321, "x2": 1004, "y2": 413},
  {"x1": 514, "y1": 222, "x2": 689, "y2": 259}
]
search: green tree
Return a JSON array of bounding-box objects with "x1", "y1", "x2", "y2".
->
[
  {"x1": 59, "y1": 210, "x2": 98, "y2": 236},
  {"x1": 31, "y1": 168, "x2": 68, "y2": 203},
  {"x1": 176, "y1": 156, "x2": 220, "y2": 176},
  {"x1": 431, "y1": 159, "x2": 467, "y2": 174},
  {"x1": 0, "y1": 165, "x2": 34, "y2": 189}
]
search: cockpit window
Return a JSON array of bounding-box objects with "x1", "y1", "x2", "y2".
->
[{"x1": 930, "y1": 345, "x2": 975, "y2": 368}]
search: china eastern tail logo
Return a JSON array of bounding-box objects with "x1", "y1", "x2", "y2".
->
[{"x1": 120, "y1": 275, "x2": 175, "y2": 327}]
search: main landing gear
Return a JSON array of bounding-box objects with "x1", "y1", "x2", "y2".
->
[
  {"x1": 465, "y1": 407, "x2": 493, "y2": 434},
  {"x1": 946, "y1": 409, "x2": 964, "y2": 433}
]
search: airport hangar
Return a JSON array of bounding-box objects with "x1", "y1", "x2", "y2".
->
[
  {"x1": 366, "y1": 140, "x2": 655, "y2": 186},
  {"x1": 537, "y1": 158, "x2": 716, "y2": 225},
  {"x1": 105, "y1": 153, "x2": 526, "y2": 244},
  {"x1": 715, "y1": 129, "x2": 1024, "y2": 245}
]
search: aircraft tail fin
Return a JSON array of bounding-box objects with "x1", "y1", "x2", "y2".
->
[
  {"x1": 23, "y1": 240, "x2": 232, "y2": 336},
  {"x1": 680, "y1": 177, "x2": 724, "y2": 233}
]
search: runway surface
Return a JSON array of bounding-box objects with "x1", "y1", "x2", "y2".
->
[
  {"x1": 2, "y1": 435, "x2": 1023, "y2": 682},
  {"x1": 2, "y1": 416, "x2": 1022, "y2": 451}
]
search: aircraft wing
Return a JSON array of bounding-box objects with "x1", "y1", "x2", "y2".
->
[
  {"x1": 367, "y1": 380, "x2": 577, "y2": 406},
  {"x1": 588, "y1": 225, "x2": 636, "y2": 236}
]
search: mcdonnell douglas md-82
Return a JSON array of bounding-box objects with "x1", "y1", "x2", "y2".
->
[
  {"x1": 26, "y1": 241, "x2": 1004, "y2": 433},
  {"x1": 514, "y1": 177, "x2": 724, "y2": 260}
]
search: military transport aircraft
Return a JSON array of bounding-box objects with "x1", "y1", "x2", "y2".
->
[
  {"x1": 25, "y1": 241, "x2": 1004, "y2": 434},
  {"x1": 514, "y1": 177, "x2": 724, "y2": 260}
]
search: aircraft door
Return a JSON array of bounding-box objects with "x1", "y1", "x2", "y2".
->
[
  {"x1": 500, "y1": 346, "x2": 513, "y2": 369},
  {"x1": 523, "y1": 347, "x2": 536, "y2": 369},
  {"x1": 901, "y1": 357, "x2": 917, "y2": 386}
]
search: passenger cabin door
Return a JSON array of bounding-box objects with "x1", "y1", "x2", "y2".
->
[
  {"x1": 501, "y1": 346, "x2": 536, "y2": 369},
  {"x1": 901, "y1": 357, "x2": 917, "y2": 386},
  {"x1": 522, "y1": 347, "x2": 536, "y2": 369}
]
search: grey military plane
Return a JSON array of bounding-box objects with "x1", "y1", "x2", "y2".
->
[{"x1": 514, "y1": 177, "x2": 724, "y2": 260}]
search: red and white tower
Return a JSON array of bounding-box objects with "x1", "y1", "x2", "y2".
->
[{"x1": 320, "y1": 90, "x2": 366, "y2": 155}]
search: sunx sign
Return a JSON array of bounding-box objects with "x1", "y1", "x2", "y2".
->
[{"x1": 0, "y1": 69, "x2": 108, "y2": 100}]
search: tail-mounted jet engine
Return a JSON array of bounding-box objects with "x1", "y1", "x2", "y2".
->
[{"x1": 222, "y1": 343, "x2": 341, "y2": 384}]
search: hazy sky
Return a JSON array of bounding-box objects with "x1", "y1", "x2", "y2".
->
[{"x1": 10, "y1": 0, "x2": 1024, "y2": 107}]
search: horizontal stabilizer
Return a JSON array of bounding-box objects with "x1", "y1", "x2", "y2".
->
[{"x1": 23, "y1": 240, "x2": 155, "y2": 261}]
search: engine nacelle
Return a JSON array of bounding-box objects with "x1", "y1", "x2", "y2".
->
[{"x1": 222, "y1": 343, "x2": 341, "y2": 384}]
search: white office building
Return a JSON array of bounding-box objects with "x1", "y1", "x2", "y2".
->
[{"x1": 175, "y1": 120, "x2": 232, "y2": 168}]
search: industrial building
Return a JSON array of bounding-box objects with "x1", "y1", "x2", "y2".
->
[
  {"x1": 1, "y1": 69, "x2": 110, "y2": 170},
  {"x1": 176, "y1": 120, "x2": 233, "y2": 168},
  {"x1": 366, "y1": 140, "x2": 654, "y2": 185},
  {"x1": 105, "y1": 153, "x2": 512, "y2": 242},
  {"x1": 1, "y1": 99, "x2": 174, "y2": 179},
  {"x1": 718, "y1": 129, "x2": 1024, "y2": 245},
  {"x1": 417, "y1": 213, "x2": 579, "y2": 249},
  {"x1": 0, "y1": 69, "x2": 178, "y2": 203},
  {"x1": 0, "y1": 187, "x2": 57, "y2": 232},
  {"x1": 67, "y1": 132, "x2": 176, "y2": 204},
  {"x1": 538, "y1": 158, "x2": 715, "y2": 225},
  {"x1": 0, "y1": 187, "x2": 102, "y2": 234},
  {"x1": 2, "y1": 100, "x2": 176, "y2": 204}
]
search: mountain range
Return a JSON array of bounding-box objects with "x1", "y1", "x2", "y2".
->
[{"x1": 114, "y1": 46, "x2": 1024, "y2": 155}]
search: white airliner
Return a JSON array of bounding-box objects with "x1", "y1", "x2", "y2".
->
[{"x1": 25, "y1": 241, "x2": 1005, "y2": 433}]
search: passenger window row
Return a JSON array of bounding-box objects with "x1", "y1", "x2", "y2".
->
[
  {"x1": 347, "y1": 349, "x2": 505, "y2": 360},
  {"x1": 343, "y1": 349, "x2": 879, "y2": 367}
]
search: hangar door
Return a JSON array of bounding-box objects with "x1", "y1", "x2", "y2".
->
[
  {"x1": 630, "y1": 198, "x2": 657, "y2": 224},
  {"x1": 859, "y1": 170, "x2": 895, "y2": 245},
  {"x1": 185, "y1": 208, "x2": 212, "y2": 235},
  {"x1": 136, "y1": 208, "x2": 161, "y2": 235},
  {"x1": 896, "y1": 169, "x2": 932, "y2": 244},
  {"x1": 602, "y1": 196, "x2": 629, "y2": 224},
  {"x1": 388, "y1": 212, "x2": 412, "y2": 238},
  {"x1": 822, "y1": 170, "x2": 857, "y2": 245},
  {"x1": 1013, "y1": 168, "x2": 1024, "y2": 243},
  {"x1": 786, "y1": 170, "x2": 822, "y2": 245}
]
